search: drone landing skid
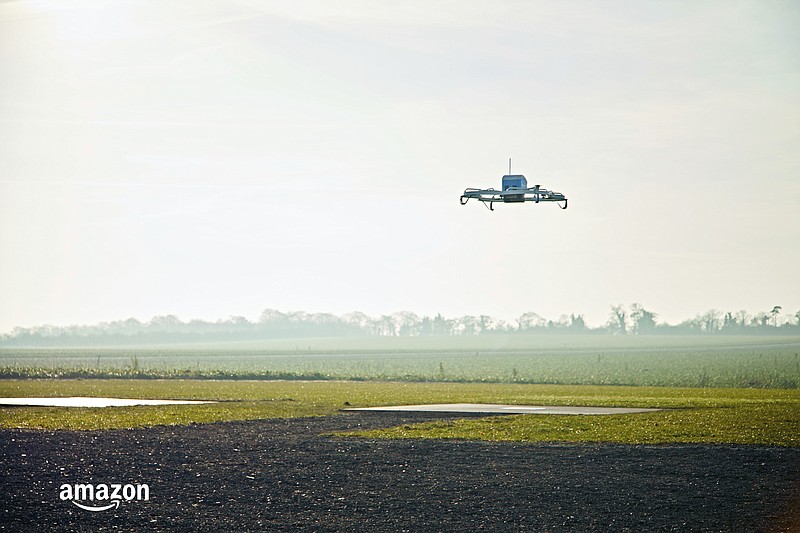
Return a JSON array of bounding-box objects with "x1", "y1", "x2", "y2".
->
[{"x1": 460, "y1": 186, "x2": 568, "y2": 211}]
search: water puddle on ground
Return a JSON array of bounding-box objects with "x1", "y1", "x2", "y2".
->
[
  {"x1": 0, "y1": 397, "x2": 216, "y2": 408},
  {"x1": 345, "y1": 403, "x2": 659, "y2": 415}
]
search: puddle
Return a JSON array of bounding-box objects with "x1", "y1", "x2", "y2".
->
[
  {"x1": 0, "y1": 397, "x2": 216, "y2": 408},
  {"x1": 344, "y1": 403, "x2": 659, "y2": 415}
]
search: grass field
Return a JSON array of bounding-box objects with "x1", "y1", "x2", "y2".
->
[
  {"x1": 2, "y1": 335, "x2": 799, "y2": 388},
  {"x1": 1, "y1": 380, "x2": 798, "y2": 446},
  {"x1": 2, "y1": 335, "x2": 798, "y2": 445}
]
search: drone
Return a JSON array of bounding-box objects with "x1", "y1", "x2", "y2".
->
[{"x1": 460, "y1": 159, "x2": 568, "y2": 211}]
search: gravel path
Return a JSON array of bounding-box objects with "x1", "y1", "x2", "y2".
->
[{"x1": 2, "y1": 412, "x2": 799, "y2": 532}]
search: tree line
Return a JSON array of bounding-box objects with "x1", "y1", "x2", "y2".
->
[{"x1": 1, "y1": 304, "x2": 798, "y2": 347}]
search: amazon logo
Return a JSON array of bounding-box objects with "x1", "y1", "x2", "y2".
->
[{"x1": 59, "y1": 483, "x2": 150, "y2": 512}]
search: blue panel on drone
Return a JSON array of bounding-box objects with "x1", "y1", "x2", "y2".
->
[{"x1": 502, "y1": 174, "x2": 527, "y2": 190}]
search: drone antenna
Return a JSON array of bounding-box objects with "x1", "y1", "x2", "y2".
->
[{"x1": 508, "y1": 157, "x2": 511, "y2": 175}]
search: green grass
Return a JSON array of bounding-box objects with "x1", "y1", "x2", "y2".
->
[
  {"x1": 1, "y1": 380, "x2": 798, "y2": 446},
  {"x1": 2, "y1": 335, "x2": 799, "y2": 388},
  {"x1": 344, "y1": 402, "x2": 800, "y2": 447}
]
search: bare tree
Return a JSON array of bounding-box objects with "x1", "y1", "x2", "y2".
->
[
  {"x1": 551, "y1": 315, "x2": 571, "y2": 329},
  {"x1": 259, "y1": 308, "x2": 287, "y2": 325},
  {"x1": 752, "y1": 312, "x2": 769, "y2": 327},
  {"x1": 608, "y1": 304, "x2": 628, "y2": 335},
  {"x1": 342, "y1": 311, "x2": 371, "y2": 331},
  {"x1": 700, "y1": 309, "x2": 722, "y2": 333},
  {"x1": 569, "y1": 314, "x2": 586, "y2": 331},
  {"x1": 770, "y1": 305, "x2": 782, "y2": 327},
  {"x1": 517, "y1": 312, "x2": 546, "y2": 331},
  {"x1": 723, "y1": 312, "x2": 736, "y2": 330},
  {"x1": 735, "y1": 310, "x2": 750, "y2": 329},
  {"x1": 392, "y1": 311, "x2": 421, "y2": 336},
  {"x1": 630, "y1": 303, "x2": 657, "y2": 334},
  {"x1": 147, "y1": 314, "x2": 182, "y2": 331},
  {"x1": 457, "y1": 316, "x2": 480, "y2": 335},
  {"x1": 432, "y1": 314, "x2": 450, "y2": 335},
  {"x1": 375, "y1": 315, "x2": 397, "y2": 336}
]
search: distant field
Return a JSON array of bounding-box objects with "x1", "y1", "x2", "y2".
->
[
  {"x1": 1, "y1": 335, "x2": 798, "y2": 388},
  {"x1": 1, "y1": 380, "x2": 798, "y2": 446}
]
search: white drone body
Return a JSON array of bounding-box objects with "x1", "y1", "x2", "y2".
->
[{"x1": 460, "y1": 160, "x2": 568, "y2": 211}]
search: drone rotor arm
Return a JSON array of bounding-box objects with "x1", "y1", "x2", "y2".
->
[{"x1": 461, "y1": 184, "x2": 567, "y2": 209}]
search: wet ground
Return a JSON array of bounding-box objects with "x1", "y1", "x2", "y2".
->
[
  {"x1": 344, "y1": 403, "x2": 660, "y2": 415},
  {"x1": 0, "y1": 397, "x2": 215, "y2": 408},
  {"x1": 2, "y1": 412, "x2": 799, "y2": 532}
]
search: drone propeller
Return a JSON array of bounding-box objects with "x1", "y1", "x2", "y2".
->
[{"x1": 460, "y1": 185, "x2": 568, "y2": 210}]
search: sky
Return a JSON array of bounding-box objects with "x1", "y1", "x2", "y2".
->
[{"x1": 1, "y1": 0, "x2": 798, "y2": 332}]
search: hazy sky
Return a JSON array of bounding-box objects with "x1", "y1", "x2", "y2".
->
[{"x1": 1, "y1": 0, "x2": 798, "y2": 332}]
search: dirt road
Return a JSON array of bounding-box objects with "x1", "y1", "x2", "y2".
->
[{"x1": 2, "y1": 412, "x2": 798, "y2": 532}]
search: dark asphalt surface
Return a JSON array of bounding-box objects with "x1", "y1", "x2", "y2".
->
[{"x1": 1, "y1": 412, "x2": 799, "y2": 532}]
